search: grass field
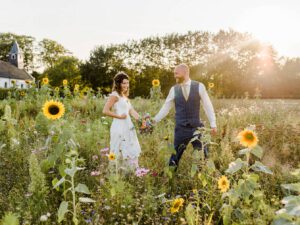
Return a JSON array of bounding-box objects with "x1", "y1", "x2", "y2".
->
[{"x1": 0, "y1": 86, "x2": 299, "y2": 224}]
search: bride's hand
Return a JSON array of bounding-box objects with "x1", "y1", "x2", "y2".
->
[{"x1": 118, "y1": 114, "x2": 127, "y2": 119}]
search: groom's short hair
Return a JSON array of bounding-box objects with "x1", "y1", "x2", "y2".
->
[{"x1": 177, "y1": 63, "x2": 190, "y2": 75}]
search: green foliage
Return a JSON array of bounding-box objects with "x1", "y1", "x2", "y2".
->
[
  {"x1": 41, "y1": 56, "x2": 81, "y2": 87},
  {"x1": 80, "y1": 30, "x2": 300, "y2": 98},
  {"x1": 39, "y1": 38, "x2": 69, "y2": 68},
  {"x1": 0, "y1": 212, "x2": 19, "y2": 225},
  {"x1": 35, "y1": 112, "x2": 49, "y2": 136},
  {"x1": 0, "y1": 87, "x2": 299, "y2": 223},
  {"x1": 0, "y1": 89, "x2": 11, "y2": 100},
  {"x1": 80, "y1": 45, "x2": 126, "y2": 92},
  {"x1": 221, "y1": 129, "x2": 276, "y2": 224},
  {"x1": 53, "y1": 150, "x2": 94, "y2": 225},
  {"x1": 26, "y1": 154, "x2": 49, "y2": 223},
  {"x1": 221, "y1": 173, "x2": 275, "y2": 225},
  {"x1": 272, "y1": 167, "x2": 300, "y2": 224},
  {"x1": 0, "y1": 105, "x2": 30, "y2": 216},
  {"x1": 1, "y1": 30, "x2": 300, "y2": 98},
  {"x1": 150, "y1": 85, "x2": 162, "y2": 101},
  {"x1": 185, "y1": 163, "x2": 219, "y2": 225}
]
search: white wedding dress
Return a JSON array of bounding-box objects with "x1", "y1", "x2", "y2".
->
[{"x1": 109, "y1": 91, "x2": 141, "y2": 168}]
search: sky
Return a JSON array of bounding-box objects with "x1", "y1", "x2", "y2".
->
[{"x1": 1, "y1": 0, "x2": 299, "y2": 60}]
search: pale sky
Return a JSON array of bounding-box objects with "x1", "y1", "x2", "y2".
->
[{"x1": 1, "y1": 0, "x2": 299, "y2": 60}]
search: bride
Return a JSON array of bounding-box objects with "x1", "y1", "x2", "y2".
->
[{"x1": 102, "y1": 72, "x2": 141, "y2": 170}]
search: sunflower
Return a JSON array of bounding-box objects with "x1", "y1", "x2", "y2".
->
[
  {"x1": 25, "y1": 80, "x2": 31, "y2": 84},
  {"x1": 20, "y1": 91, "x2": 26, "y2": 96},
  {"x1": 218, "y1": 175, "x2": 230, "y2": 193},
  {"x1": 237, "y1": 129, "x2": 258, "y2": 148},
  {"x1": 74, "y1": 84, "x2": 80, "y2": 93},
  {"x1": 82, "y1": 87, "x2": 90, "y2": 94},
  {"x1": 11, "y1": 80, "x2": 16, "y2": 84},
  {"x1": 42, "y1": 78, "x2": 49, "y2": 85},
  {"x1": 63, "y1": 79, "x2": 68, "y2": 86},
  {"x1": 152, "y1": 79, "x2": 160, "y2": 87},
  {"x1": 42, "y1": 100, "x2": 65, "y2": 120},
  {"x1": 208, "y1": 82, "x2": 215, "y2": 88},
  {"x1": 107, "y1": 152, "x2": 116, "y2": 161},
  {"x1": 54, "y1": 87, "x2": 60, "y2": 92},
  {"x1": 170, "y1": 198, "x2": 184, "y2": 213}
]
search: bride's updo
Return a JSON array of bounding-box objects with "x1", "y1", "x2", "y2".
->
[{"x1": 112, "y1": 72, "x2": 129, "y2": 96}]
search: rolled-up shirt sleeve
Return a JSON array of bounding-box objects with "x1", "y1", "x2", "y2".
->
[
  {"x1": 153, "y1": 87, "x2": 175, "y2": 122},
  {"x1": 199, "y1": 83, "x2": 217, "y2": 128}
]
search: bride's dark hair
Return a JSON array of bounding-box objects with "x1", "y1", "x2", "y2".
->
[{"x1": 112, "y1": 72, "x2": 129, "y2": 96}]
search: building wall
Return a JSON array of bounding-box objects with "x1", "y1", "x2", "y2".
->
[{"x1": 0, "y1": 77, "x2": 31, "y2": 89}]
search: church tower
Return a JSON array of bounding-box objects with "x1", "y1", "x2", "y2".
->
[{"x1": 8, "y1": 41, "x2": 24, "y2": 69}]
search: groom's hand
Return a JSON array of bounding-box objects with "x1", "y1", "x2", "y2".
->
[{"x1": 211, "y1": 127, "x2": 217, "y2": 136}]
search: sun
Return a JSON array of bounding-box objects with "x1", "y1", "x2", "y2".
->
[{"x1": 235, "y1": 5, "x2": 298, "y2": 56}]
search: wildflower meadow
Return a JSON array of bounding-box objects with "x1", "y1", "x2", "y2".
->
[{"x1": 0, "y1": 80, "x2": 299, "y2": 225}]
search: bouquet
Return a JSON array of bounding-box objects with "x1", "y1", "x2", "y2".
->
[{"x1": 138, "y1": 113, "x2": 154, "y2": 134}]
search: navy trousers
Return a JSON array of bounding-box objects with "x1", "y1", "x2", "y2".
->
[{"x1": 169, "y1": 125, "x2": 208, "y2": 167}]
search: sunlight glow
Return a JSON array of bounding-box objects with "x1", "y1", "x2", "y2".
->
[{"x1": 236, "y1": 5, "x2": 299, "y2": 55}]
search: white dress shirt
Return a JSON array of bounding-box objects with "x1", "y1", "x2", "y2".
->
[{"x1": 154, "y1": 79, "x2": 217, "y2": 128}]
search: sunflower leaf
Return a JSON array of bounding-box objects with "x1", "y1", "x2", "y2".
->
[
  {"x1": 278, "y1": 195, "x2": 300, "y2": 217},
  {"x1": 75, "y1": 183, "x2": 91, "y2": 194},
  {"x1": 193, "y1": 130, "x2": 201, "y2": 136},
  {"x1": 251, "y1": 146, "x2": 263, "y2": 159},
  {"x1": 190, "y1": 164, "x2": 198, "y2": 178},
  {"x1": 58, "y1": 201, "x2": 68, "y2": 222},
  {"x1": 281, "y1": 183, "x2": 300, "y2": 193},
  {"x1": 238, "y1": 148, "x2": 251, "y2": 155},
  {"x1": 79, "y1": 197, "x2": 96, "y2": 203},
  {"x1": 53, "y1": 177, "x2": 65, "y2": 189},
  {"x1": 206, "y1": 159, "x2": 216, "y2": 172},
  {"x1": 225, "y1": 158, "x2": 245, "y2": 174},
  {"x1": 76, "y1": 167, "x2": 85, "y2": 171},
  {"x1": 65, "y1": 166, "x2": 77, "y2": 177},
  {"x1": 250, "y1": 161, "x2": 273, "y2": 175},
  {"x1": 272, "y1": 215, "x2": 295, "y2": 225},
  {"x1": 190, "y1": 136, "x2": 199, "y2": 143},
  {"x1": 185, "y1": 203, "x2": 196, "y2": 225}
]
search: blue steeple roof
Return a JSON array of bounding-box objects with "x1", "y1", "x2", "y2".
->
[{"x1": 9, "y1": 41, "x2": 22, "y2": 54}]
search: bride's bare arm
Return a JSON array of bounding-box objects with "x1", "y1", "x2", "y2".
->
[
  {"x1": 102, "y1": 96, "x2": 126, "y2": 119},
  {"x1": 129, "y1": 108, "x2": 140, "y2": 120}
]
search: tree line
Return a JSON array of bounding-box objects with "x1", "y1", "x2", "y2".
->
[{"x1": 0, "y1": 30, "x2": 299, "y2": 98}]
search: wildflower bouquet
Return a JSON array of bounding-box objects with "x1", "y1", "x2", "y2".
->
[{"x1": 138, "y1": 113, "x2": 154, "y2": 134}]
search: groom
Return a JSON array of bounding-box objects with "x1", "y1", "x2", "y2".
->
[{"x1": 153, "y1": 64, "x2": 217, "y2": 169}]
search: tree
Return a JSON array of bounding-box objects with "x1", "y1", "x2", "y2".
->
[
  {"x1": 80, "y1": 45, "x2": 125, "y2": 93},
  {"x1": 278, "y1": 57, "x2": 300, "y2": 98},
  {"x1": 42, "y1": 56, "x2": 81, "y2": 87},
  {"x1": 39, "y1": 39, "x2": 69, "y2": 69},
  {"x1": 80, "y1": 29, "x2": 298, "y2": 98}
]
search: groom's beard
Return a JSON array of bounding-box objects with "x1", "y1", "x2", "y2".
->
[{"x1": 175, "y1": 77, "x2": 185, "y2": 84}]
